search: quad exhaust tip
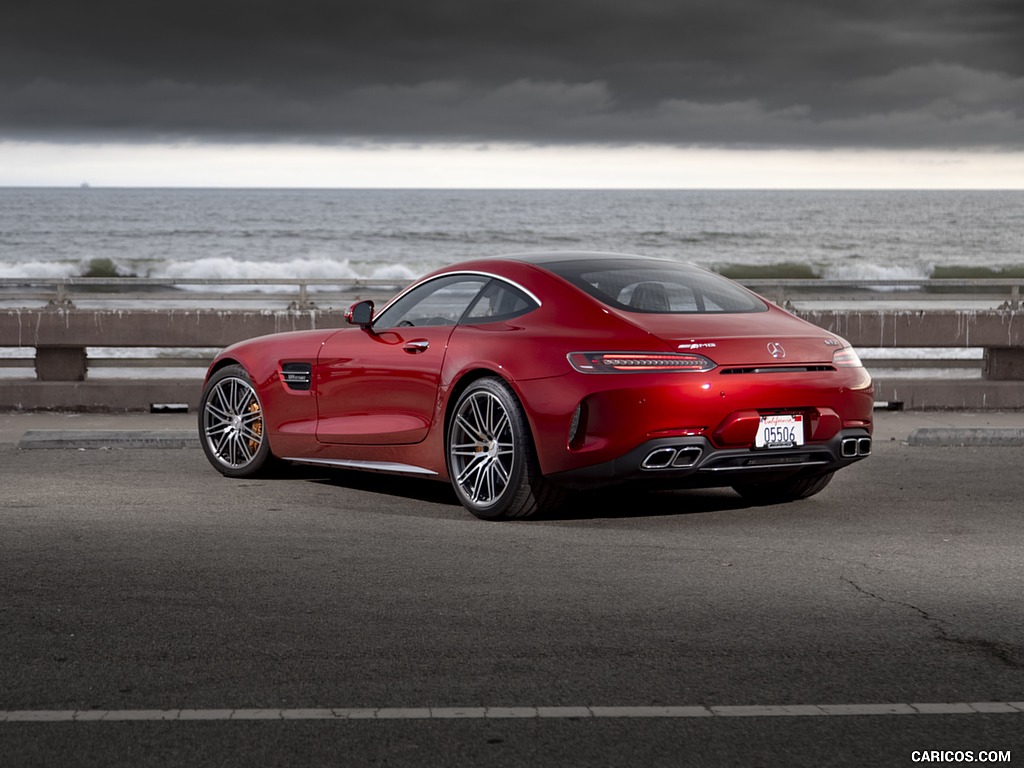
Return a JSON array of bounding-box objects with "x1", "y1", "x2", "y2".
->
[
  {"x1": 644, "y1": 438, "x2": 869, "y2": 469},
  {"x1": 841, "y1": 437, "x2": 872, "y2": 458},
  {"x1": 642, "y1": 446, "x2": 704, "y2": 470}
]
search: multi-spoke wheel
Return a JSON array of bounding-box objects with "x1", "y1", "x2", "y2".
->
[
  {"x1": 447, "y1": 377, "x2": 563, "y2": 520},
  {"x1": 199, "y1": 364, "x2": 276, "y2": 477}
]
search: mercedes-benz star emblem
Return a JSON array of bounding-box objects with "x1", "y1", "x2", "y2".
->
[{"x1": 767, "y1": 342, "x2": 786, "y2": 359}]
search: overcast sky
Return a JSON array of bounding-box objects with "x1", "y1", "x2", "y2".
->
[{"x1": 3, "y1": 0, "x2": 1023, "y2": 187}]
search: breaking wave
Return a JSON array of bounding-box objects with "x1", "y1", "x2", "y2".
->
[
  {"x1": 820, "y1": 262, "x2": 935, "y2": 283},
  {"x1": 150, "y1": 257, "x2": 416, "y2": 292},
  {"x1": 0, "y1": 261, "x2": 80, "y2": 279}
]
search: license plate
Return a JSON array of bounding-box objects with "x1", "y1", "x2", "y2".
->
[{"x1": 755, "y1": 414, "x2": 804, "y2": 449}]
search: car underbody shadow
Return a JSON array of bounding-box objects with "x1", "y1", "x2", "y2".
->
[
  {"x1": 535, "y1": 486, "x2": 754, "y2": 521},
  {"x1": 300, "y1": 466, "x2": 463, "y2": 507},
  {"x1": 281, "y1": 464, "x2": 763, "y2": 520}
]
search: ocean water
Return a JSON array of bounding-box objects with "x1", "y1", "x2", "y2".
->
[
  {"x1": 2, "y1": 188, "x2": 1017, "y2": 378},
  {"x1": 1, "y1": 188, "x2": 1023, "y2": 286}
]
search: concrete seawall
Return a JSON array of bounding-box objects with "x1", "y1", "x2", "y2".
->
[{"x1": 2, "y1": 307, "x2": 1023, "y2": 411}]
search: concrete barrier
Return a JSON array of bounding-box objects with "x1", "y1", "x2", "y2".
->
[
  {"x1": 907, "y1": 427, "x2": 1024, "y2": 447},
  {"x1": 0, "y1": 379, "x2": 203, "y2": 412},
  {"x1": 2, "y1": 307, "x2": 1023, "y2": 411},
  {"x1": 799, "y1": 309, "x2": 1024, "y2": 382}
]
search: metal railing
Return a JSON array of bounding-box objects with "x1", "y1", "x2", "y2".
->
[
  {"x1": 1, "y1": 276, "x2": 1022, "y2": 310},
  {"x1": 0, "y1": 277, "x2": 406, "y2": 310},
  {"x1": 740, "y1": 278, "x2": 1023, "y2": 309}
]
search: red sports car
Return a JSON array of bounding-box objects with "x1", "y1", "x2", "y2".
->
[{"x1": 199, "y1": 252, "x2": 873, "y2": 519}]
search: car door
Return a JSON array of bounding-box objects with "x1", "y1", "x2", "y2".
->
[{"x1": 315, "y1": 274, "x2": 489, "y2": 445}]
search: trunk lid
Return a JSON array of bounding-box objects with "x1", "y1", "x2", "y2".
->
[{"x1": 617, "y1": 308, "x2": 844, "y2": 368}]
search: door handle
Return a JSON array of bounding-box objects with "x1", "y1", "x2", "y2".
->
[{"x1": 403, "y1": 339, "x2": 430, "y2": 353}]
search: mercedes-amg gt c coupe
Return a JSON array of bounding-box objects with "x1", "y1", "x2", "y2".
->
[{"x1": 199, "y1": 252, "x2": 873, "y2": 519}]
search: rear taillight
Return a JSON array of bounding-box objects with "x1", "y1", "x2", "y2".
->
[
  {"x1": 832, "y1": 347, "x2": 864, "y2": 368},
  {"x1": 568, "y1": 352, "x2": 717, "y2": 374}
]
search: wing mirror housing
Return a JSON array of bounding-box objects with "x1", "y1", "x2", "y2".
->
[{"x1": 345, "y1": 299, "x2": 375, "y2": 329}]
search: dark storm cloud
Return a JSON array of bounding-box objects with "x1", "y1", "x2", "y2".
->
[{"x1": 2, "y1": 0, "x2": 1023, "y2": 148}]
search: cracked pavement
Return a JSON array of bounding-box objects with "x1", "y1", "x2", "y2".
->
[{"x1": 842, "y1": 576, "x2": 1023, "y2": 672}]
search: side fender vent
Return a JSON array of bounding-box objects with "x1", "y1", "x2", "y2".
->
[{"x1": 281, "y1": 362, "x2": 312, "y2": 391}]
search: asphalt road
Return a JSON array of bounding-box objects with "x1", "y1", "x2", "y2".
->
[{"x1": 1, "y1": 437, "x2": 1022, "y2": 767}]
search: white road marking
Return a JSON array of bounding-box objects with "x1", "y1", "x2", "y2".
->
[{"x1": 1, "y1": 702, "x2": 1022, "y2": 722}]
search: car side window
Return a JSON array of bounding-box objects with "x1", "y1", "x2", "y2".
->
[
  {"x1": 374, "y1": 275, "x2": 489, "y2": 329},
  {"x1": 463, "y1": 279, "x2": 538, "y2": 323}
]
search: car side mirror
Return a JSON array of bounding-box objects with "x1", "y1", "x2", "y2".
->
[{"x1": 345, "y1": 299, "x2": 375, "y2": 329}]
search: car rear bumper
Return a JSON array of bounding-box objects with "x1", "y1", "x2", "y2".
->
[{"x1": 547, "y1": 427, "x2": 871, "y2": 490}]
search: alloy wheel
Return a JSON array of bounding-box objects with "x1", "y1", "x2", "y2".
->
[
  {"x1": 202, "y1": 375, "x2": 266, "y2": 470},
  {"x1": 449, "y1": 389, "x2": 516, "y2": 509}
]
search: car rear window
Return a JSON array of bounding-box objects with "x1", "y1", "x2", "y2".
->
[{"x1": 541, "y1": 258, "x2": 768, "y2": 314}]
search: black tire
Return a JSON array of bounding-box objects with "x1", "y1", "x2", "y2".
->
[
  {"x1": 733, "y1": 471, "x2": 835, "y2": 505},
  {"x1": 198, "y1": 364, "x2": 277, "y2": 478},
  {"x1": 447, "y1": 377, "x2": 564, "y2": 520}
]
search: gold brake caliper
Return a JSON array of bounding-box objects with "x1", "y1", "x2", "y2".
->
[{"x1": 248, "y1": 401, "x2": 263, "y2": 452}]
